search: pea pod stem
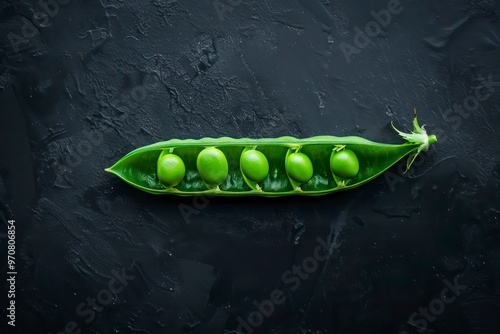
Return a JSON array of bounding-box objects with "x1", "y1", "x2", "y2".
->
[{"x1": 391, "y1": 109, "x2": 437, "y2": 172}]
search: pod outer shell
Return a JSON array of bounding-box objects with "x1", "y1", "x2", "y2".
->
[{"x1": 106, "y1": 135, "x2": 426, "y2": 196}]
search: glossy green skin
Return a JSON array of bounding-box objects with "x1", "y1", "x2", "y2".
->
[
  {"x1": 196, "y1": 147, "x2": 228, "y2": 186},
  {"x1": 157, "y1": 153, "x2": 185, "y2": 187},
  {"x1": 240, "y1": 149, "x2": 269, "y2": 182},
  {"x1": 105, "y1": 135, "x2": 427, "y2": 196},
  {"x1": 286, "y1": 152, "x2": 314, "y2": 184},
  {"x1": 330, "y1": 149, "x2": 360, "y2": 179}
]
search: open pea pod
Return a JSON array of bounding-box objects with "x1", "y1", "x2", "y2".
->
[{"x1": 105, "y1": 114, "x2": 437, "y2": 196}]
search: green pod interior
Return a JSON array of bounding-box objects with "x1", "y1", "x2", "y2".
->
[
  {"x1": 106, "y1": 139, "x2": 422, "y2": 196},
  {"x1": 105, "y1": 115, "x2": 437, "y2": 196}
]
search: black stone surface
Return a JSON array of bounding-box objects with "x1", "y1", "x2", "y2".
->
[{"x1": 1, "y1": 1, "x2": 500, "y2": 333}]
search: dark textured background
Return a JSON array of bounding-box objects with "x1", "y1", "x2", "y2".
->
[{"x1": 1, "y1": 0, "x2": 500, "y2": 333}]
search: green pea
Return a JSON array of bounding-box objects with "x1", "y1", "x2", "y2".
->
[
  {"x1": 286, "y1": 152, "x2": 313, "y2": 184},
  {"x1": 157, "y1": 153, "x2": 185, "y2": 187},
  {"x1": 330, "y1": 149, "x2": 359, "y2": 179},
  {"x1": 196, "y1": 147, "x2": 228, "y2": 186},
  {"x1": 240, "y1": 149, "x2": 269, "y2": 182}
]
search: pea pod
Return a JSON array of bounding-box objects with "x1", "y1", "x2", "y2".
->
[{"x1": 105, "y1": 114, "x2": 437, "y2": 196}]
